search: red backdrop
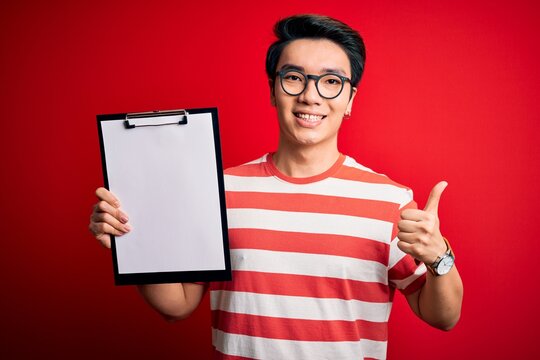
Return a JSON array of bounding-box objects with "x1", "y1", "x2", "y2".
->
[{"x1": 1, "y1": 0, "x2": 539, "y2": 358}]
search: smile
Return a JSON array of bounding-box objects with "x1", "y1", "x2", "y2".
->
[{"x1": 294, "y1": 112, "x2": 326, "y2": 122}]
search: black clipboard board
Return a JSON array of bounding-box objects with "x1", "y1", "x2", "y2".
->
[{"x1": 97, "y1": 107, "x2": 231, "y2": 285}]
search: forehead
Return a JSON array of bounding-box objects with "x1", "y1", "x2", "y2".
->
[{"x1": 277, "y1": 38, "x2": 351, "y2": 76}]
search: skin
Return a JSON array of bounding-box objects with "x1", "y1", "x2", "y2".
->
[
  {"x1": 89, "y1": 38, "x2": 463, "y2": 330},
  {"x1": 399, "y1": 181, "x2": 463, "y2": 330},
  {"x1": 270, "y1": 39, "x2": 356, "y2": 177}
]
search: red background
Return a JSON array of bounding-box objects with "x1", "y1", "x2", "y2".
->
[{"x1": 1, "y1": 0, "x2": 539, "y2": 358}]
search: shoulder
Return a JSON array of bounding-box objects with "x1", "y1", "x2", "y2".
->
[
  {"x1": 224, "y1": 154, "x2": 270, "y2": 177},
  {"x1": 338, "y1": 155, "x2": 415, "y2": 208},
  {"x1": 223, "y1": 154, "x2": 274, "y2": 199}
]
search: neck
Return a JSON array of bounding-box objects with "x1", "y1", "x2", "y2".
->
[{"x1": 273, "y1": 140, "x2": 341, "y2": 178}]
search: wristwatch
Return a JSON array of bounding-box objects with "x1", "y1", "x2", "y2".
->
[{"x1": 427, "y1": 237, "x2": 455, "y2": 276}]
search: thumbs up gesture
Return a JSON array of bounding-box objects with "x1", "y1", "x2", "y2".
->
[{"x1": 397, "y1": 181, "x2": 449, "y2": 265}]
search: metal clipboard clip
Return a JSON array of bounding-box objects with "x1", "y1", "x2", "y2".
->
[{"x1": 124, "y1": 109, "x2": 189, "y2": 129}]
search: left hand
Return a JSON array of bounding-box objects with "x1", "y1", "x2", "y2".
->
[{"x1": 397, "y1": 181, "x2": 448, "y2": 265}]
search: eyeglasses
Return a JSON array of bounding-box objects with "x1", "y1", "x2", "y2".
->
[{"x1": 276, "y1": 69, "x2": 352, "y2": 99}]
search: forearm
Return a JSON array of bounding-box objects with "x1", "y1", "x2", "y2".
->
[
  {"x1": 137, "y1": 282, "x2": 206, "y2": 321},
  {"x1": 418, "y1": 266, "x2": 463, "y2": 330}
]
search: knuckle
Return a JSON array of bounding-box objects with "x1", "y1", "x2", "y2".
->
[
  {"x1": 91, "y1": 212, "x2": 103, "y2": 224},
  {"x1": 419, "y1": 223, "x2": 430, "y2": 233},
  {"x1": 90, "y1": 211, "x2": 99, "y2": 223},
  {"x1": 418, "y1": 234, "x2": 429, "y2": 245},
  {"x1": 98, "y1": 201, "x2": 108, "y2": 212},
  {"x1": 97, "y1": 223, "x2": 109, "y2": 235},
  {"x1": 89, "y1": 222, "x2": 102, "y2": 236},
  {"x1": 415, "y1": 247, "x2": 426, "y2": 259}
]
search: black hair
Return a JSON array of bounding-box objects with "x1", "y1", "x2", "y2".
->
[{"x1": 266, "y1": 14, "x2": 366, "y2": 87}]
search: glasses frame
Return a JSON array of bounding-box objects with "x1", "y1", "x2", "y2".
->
[{"x1": 276, "y1": 69, "x2": 352, "y2": 100}]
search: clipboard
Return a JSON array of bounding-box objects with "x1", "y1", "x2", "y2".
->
[{"x1": 97, "y1": 107, "x2": 231, "y2": 285}]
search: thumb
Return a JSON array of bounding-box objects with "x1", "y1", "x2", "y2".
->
[{"x1": 424, "y1": 181, "x2": 448, "y2": 213}]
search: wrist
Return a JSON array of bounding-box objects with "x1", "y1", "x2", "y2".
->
[{"x1": 426, "y1": 237, "x2": 455, "y2": 276}]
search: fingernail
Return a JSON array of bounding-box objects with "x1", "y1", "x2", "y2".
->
[
  {"x1": 124, "y1": 224, "x2": 132, "y2": 232},
  {"x1": 120, "y1": 215, "x2": 129, "y2": 224}
]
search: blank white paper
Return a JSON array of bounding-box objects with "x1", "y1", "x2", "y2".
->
[{"x1": 101, "y1": 113, "x2": 226, "y2": 274}]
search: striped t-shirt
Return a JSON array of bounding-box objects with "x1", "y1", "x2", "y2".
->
[{"x1": 210, "y1": 153, "x2": 427, "y2": 360}]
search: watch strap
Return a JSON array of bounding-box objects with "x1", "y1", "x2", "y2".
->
[{"x1": 426, "y1": 237, "x2": 454, "y2": 276}]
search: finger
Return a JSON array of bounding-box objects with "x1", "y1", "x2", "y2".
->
[
  {"x1": 95, "y1": 233, "x2": 111, "y2": 249},
  {"x1": 423, "y1": 181, "x2": 448, "y2": 214},
  {"x1": 397, "y1": 219, "x2": 423, "y2": 233},
  {"x1": 89, "y1": 221, "x2": 128, "y2": 238},
  {"x1": 400, "y1": 209, "x2": 430, "y2": 222},
  {"x1": 91, "y1": 212, "x2": 131, "y2": 233},
  {"x1": 397, "y1": 231, "x2": 417, "y2": 244},
  {"x1": 396, "y1": 239, "x2": 415, "y2": 256},
  {"x1": 94, "y1": 201, "x2": 129, "y2": 224},
  {"x1": 95, "y1": 187, "x2": 121, "y2": 208}
]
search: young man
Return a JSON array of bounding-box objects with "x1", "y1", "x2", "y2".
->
[{"x1": 89, "y1": 14, "x2": 463, "y2": 359}]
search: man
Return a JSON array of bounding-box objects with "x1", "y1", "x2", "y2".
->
[{"x1": 89, "y1": 14, "x2": 463, "y2": 359}]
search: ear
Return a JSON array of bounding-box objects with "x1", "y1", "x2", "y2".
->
[
  {"x1": 346, "y1": 87, "x2": 358, "y2": 114},
  {"x1": 269, "y1": 79, "x2": 276, "y2": 107}
]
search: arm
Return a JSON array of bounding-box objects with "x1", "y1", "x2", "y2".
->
[
  {"x1": 89, "y1": 187, "x2": 205, "y2": 321},
  {"x1": 406, "y1": 266, "x2": 463, "y2": 330},
  {"x1": 397, "y1": 182, "x2": 464, "y2": 330},
  {"x1": 137, "y1": 282, "x2": 206, "y2": 321}
]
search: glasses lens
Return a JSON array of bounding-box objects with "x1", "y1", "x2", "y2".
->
[
  {"x1": 281, "y1": 70, "x2": 306, "y2": 95},
  {"x1": 318, "y1": 74, "x2": 344, "y2": 98}
]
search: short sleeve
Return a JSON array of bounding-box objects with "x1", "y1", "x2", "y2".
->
[{"x1": 388, "y1": 196, "x2": 427, "y2": 295}]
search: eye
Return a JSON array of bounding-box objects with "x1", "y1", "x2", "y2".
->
[
  {"x1": 323, "y1": 76, "x2": 342, "y2": 86},
  {"x1": 284, "y1": 74, "x2": 302, "y2": 82}
]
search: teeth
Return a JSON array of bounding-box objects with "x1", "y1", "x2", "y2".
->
[{"x1": 296, "y1": 113, "x2": 324, "y2": 122}]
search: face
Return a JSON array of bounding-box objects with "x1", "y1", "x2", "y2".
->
[{"x1": 270, "y1": 38, "x2": 357, "y2": 150}]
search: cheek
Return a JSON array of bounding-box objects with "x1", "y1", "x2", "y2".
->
[
  {"x1": 274, "y1": 100, "x2": 290, "y2": 125},
  {"x1": 275, "y1": 95, "x2": 293, "y2": 115},
  {"x1": 335, "y1": 95, "x2": 353, "y2": 113},
  {"x1": 329, "y1": 102, "x2": 348, "y2": 118}
]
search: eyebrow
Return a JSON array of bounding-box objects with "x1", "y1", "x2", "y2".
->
[{"x1": 279, "y1": 63, "x2": 348, "y2": 76}]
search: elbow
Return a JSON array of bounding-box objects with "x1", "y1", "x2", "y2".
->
[
  {"x1": 431, "y1": 313, "x2": 461, "y2": 331},
  {"x1": 444, "y1": 313, "x2": 461, "y2": 331},
  {"x1": 437, "y1": 322, "x2": 458, "y2": 332},
  {"x1": 159, "y1": 308, "x2": 195, "y2": 323},
  {"x1": 436, "y1": 323, "x2": 456, "y2": 332}
]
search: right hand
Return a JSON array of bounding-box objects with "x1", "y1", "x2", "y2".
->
[{"x1": 88, "y1": 187, "x2": 131, "y2": 248}]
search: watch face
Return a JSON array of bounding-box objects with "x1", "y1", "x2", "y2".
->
[{"x1": 436, "y1": 254, "x2": 455, "y2": 275}]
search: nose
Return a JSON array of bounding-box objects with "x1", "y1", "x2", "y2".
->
[{"x1": 298, "y1": 78, "x2": 322, "y2": 105}]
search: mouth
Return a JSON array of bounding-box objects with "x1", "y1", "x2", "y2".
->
[{"x1": 294, "y1": 112, "x2": 326, "y2": 125}]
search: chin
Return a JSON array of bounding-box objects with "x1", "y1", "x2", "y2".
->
[{"x1": 292, "y1": 133, "x2": 326, "y2": 147}]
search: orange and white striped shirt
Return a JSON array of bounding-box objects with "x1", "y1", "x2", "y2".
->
[{"x1": 210, "y1": 153, "x2": 427, "y2": 360}]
